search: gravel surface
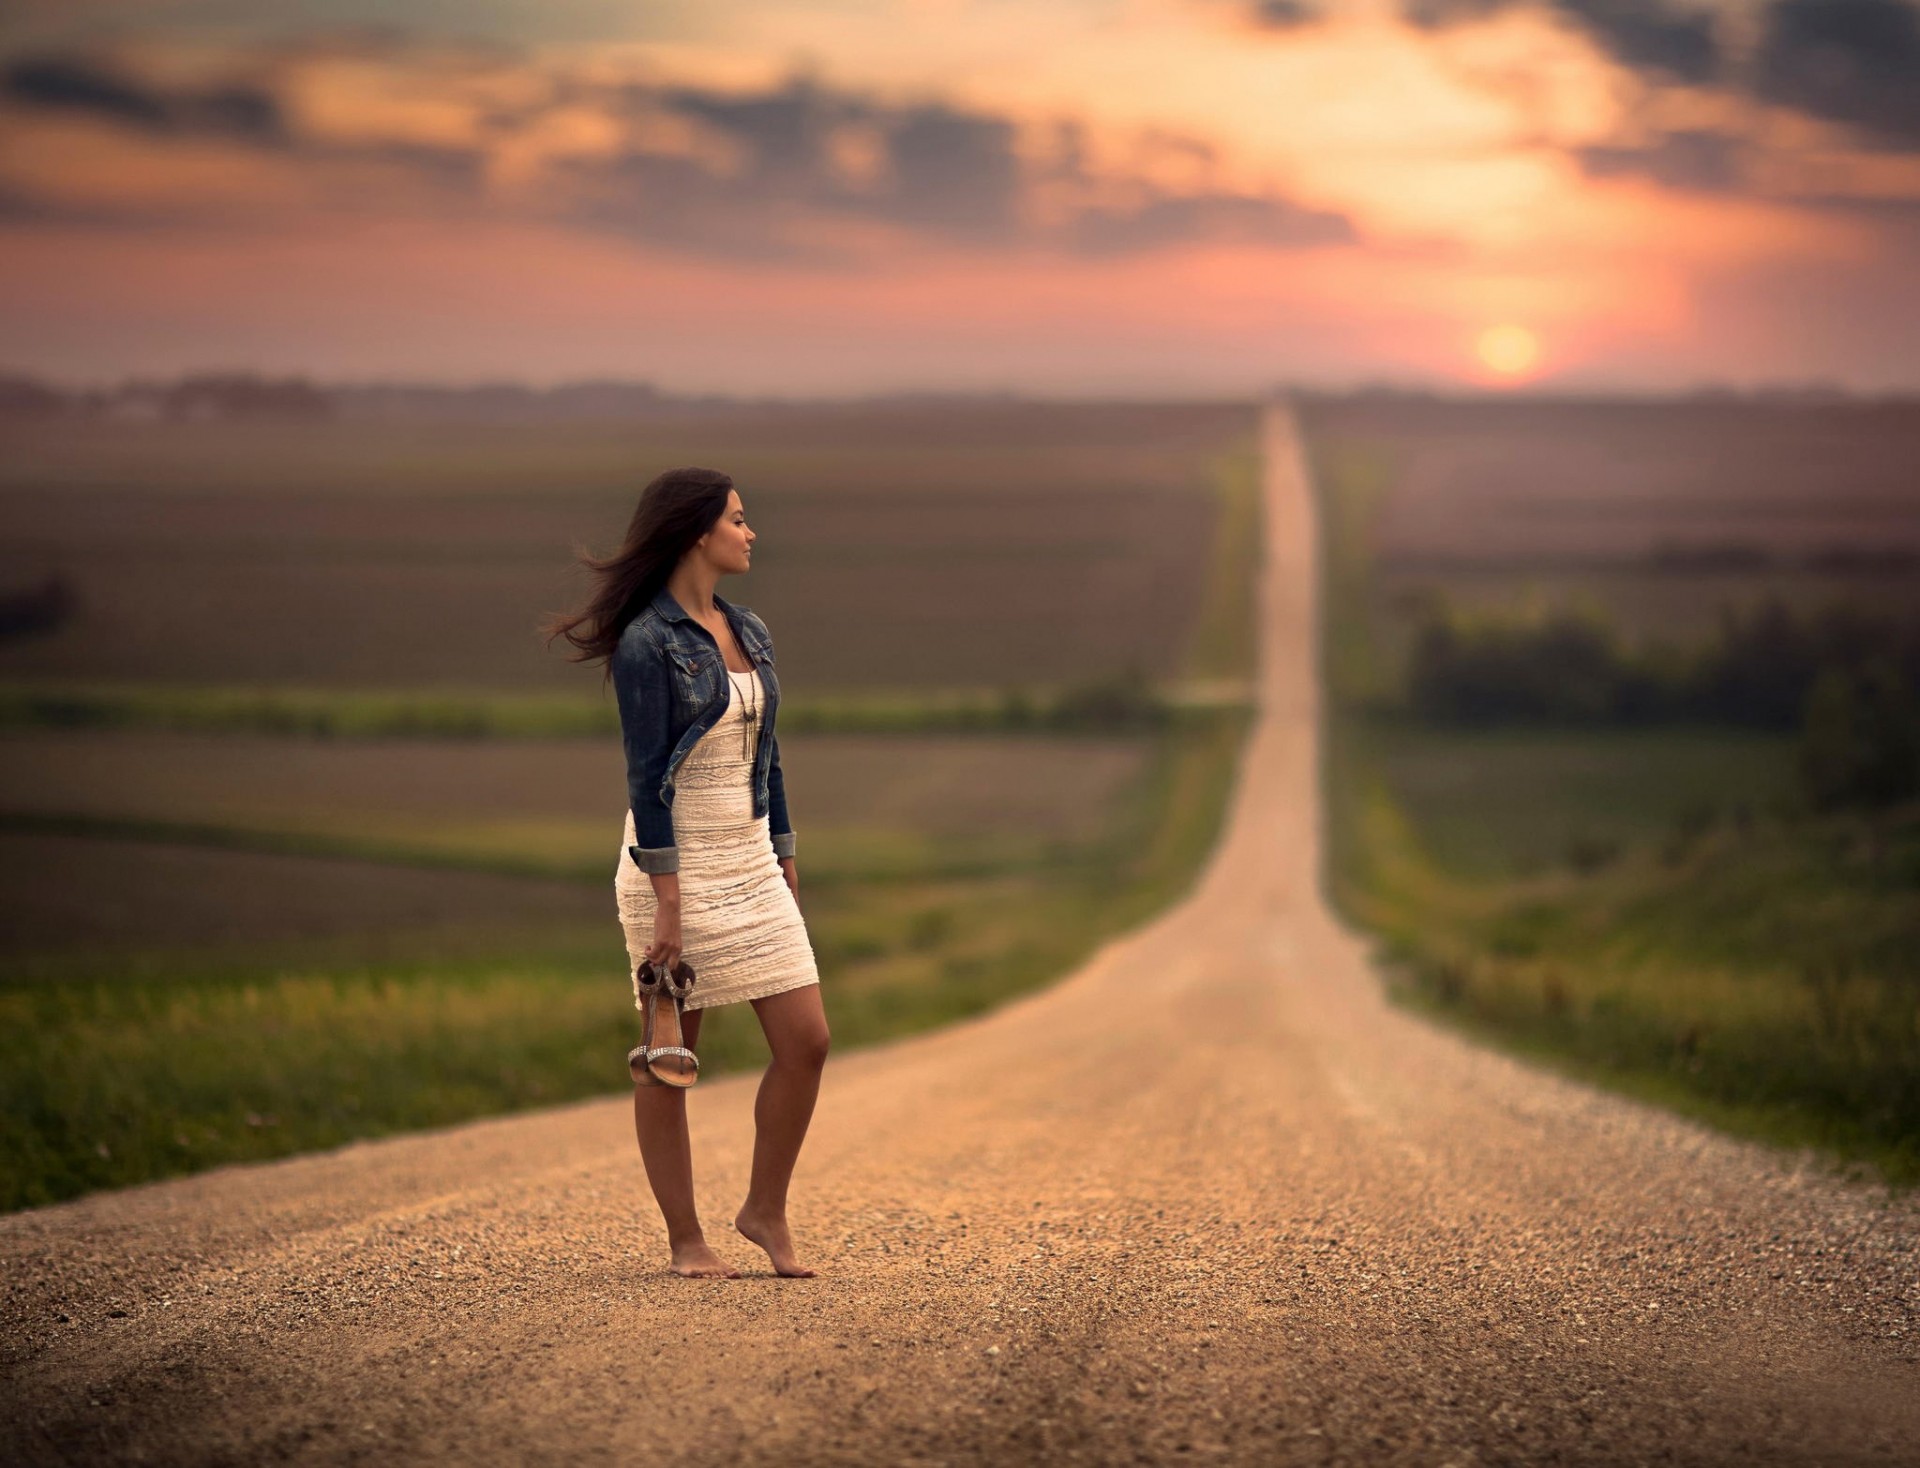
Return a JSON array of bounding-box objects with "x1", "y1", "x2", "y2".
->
[{"x1": 4, "y1": 403, "x2": 1917, "y2": 1466}]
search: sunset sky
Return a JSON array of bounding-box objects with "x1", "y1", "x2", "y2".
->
[{"x1": 2, "y1": 0, "x2": 1918, "y2": 394}]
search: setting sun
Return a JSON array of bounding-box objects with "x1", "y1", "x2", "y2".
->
[{"x1": 1475, "y1": 324, "x2": 1541, "y2": 378}]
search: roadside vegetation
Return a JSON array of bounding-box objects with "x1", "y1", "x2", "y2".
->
[{"x1": 1303, "y1": 407, "x2": 1920, "y2": 1190}]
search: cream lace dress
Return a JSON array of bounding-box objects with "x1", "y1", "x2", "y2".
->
[{"x1": 614, "y1": 666, "x2": 820, "y2": 1012}]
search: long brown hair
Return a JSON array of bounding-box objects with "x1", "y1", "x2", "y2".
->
[{"x1": 543, "y1": 466, "x2": 735, "y2": 676}]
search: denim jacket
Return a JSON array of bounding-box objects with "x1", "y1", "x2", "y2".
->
[{"x1": 612, "y1": 586, "x2": 795, "y2": 874}]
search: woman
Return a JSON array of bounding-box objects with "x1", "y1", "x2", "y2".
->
[{"x1": 547, "y1": 466, "x2": 829, "y2": 1280}]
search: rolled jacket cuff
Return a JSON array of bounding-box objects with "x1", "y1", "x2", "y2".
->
[
  {"x1": 771, "y1": 829, "x2": 797, "y2": 860},
  {"x1": 627, "y1": 843, "x2": 680, "y2": 874}
]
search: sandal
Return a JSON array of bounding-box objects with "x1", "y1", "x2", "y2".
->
[
  {"x1": 645, "y1": 958, "x2": 700, "y2": 1089},
  {"x1": 629, "y1": 961, "x2": 665, "y2": 1086}
]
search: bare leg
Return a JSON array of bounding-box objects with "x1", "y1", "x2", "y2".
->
[
  {"x1": 632, "y1": 1007, "x2": 737, "y2": 1278},
  {"x1": 735, "y1": 984, "x2": 830, "y2": 1277}
]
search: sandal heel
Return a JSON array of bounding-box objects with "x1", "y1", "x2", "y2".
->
[
  {"x1": 631, "y1": 959, "x2": 666, "y2": 1086},
  {"x1": 645, "y1": 959, "x2": 700, "y2": 1088}
]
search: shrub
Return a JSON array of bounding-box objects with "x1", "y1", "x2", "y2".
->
[{"x1": 1797, "y1": 658, "x2": 1920, "y2": 811}]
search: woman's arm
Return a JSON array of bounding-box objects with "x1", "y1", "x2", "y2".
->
[
  {"x1": 611, "y1": 623, "x2": 679, "y2": 874},
  {"x1": 768, "y1": 727, "x2": 798, "y2": 901},
  {"x1": 767, "y1": 726, "x2": 796, "y2": 861}
]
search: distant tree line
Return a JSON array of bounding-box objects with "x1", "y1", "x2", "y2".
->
[
  {"x1": 0, "y1": 372, "x2": 333, "y2": 422},
  {"x1": 0, "y1": 371, "x2": 678, "y2": 423},
  {"x1": 1402, "y1": 593, "x2": 1920, "y2": 810},
  {"x1": 0, "y1": 371, "x2": 1054, "y2": 423},
  {"x1": 1645, "y1": 541, "x2": 1920, "y2": 575},
  {"x1": 1383, "y1": 542, "x2": 1919, "y2": 576}
]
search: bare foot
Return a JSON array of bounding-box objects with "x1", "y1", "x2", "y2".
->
[
  {"x1": 669, "y1": 1240, "x2": 739, "y2": 1279},
  {"x1": 734, "y1": 1206, "x2": 816, "y2": 1278}
]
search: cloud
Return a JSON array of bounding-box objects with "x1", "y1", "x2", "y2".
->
[
  {"x1": 1409, "y1": 0, "x2": 1920, "y2": 234},
  {"x1": 1249, "y1": 0, "x2": 1327, "y2": 27},
  {"x1": 641, "y1": 80, "x2": 1024, "y2": 241},
  {"x1": 1557, "y1": 0, "x2": 1720, "y2": 82},
  {"x1": 1569, "y1": 118, "x2": 1920, "y2": 241},
  {"x1": 1068, "y1": 190, "x2": 1355, "y2": 253},
  {"x1": 1576, "y1": 128, "x2": 1745, "y2": 191},
  {"x1": 1404, "y1": 0, "x2": 1723, "y2": 83},
  {"x1": 572, "y1": 74, "x2": 1356, "y2": 259},
  {"x1": 1408, "y1": 0, "x2": 1920, "y2": 147},
  {"x1": 881, "y1": 103, "x2": 1024, "y2": 237},
  {"x1": 1754, "y1": 0, "x2": 1920, "y2": 147},
  {"x1": 0, "y1": 45, "x2": 1359, "y2": 262},
  {"x1": 2, "y1": 53, "x2": 289, "y2": 144}
]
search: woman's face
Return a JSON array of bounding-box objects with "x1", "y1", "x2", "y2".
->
[{"x1": 696, "y1": 489, "x2": 755, "y2": 575}]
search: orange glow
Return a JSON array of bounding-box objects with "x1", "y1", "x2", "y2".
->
[{"x1": 1474, "y1": 324, "x2": 1540, "y2": 379}]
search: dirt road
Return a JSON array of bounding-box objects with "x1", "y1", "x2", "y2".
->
[{"x1": 5, "y1": 403, "x2": 1917, "y2": 1466}]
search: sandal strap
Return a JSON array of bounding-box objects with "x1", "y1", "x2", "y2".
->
[{"x1": 647, "y1": 1044, "x2": 699, "y2": 1065}]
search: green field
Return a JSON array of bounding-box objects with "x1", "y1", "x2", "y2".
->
[
  {"x1": 1302, "y1": 397, "x2": 1920, "y2": 1189},
  {"x1": 1365, "y1": 721, "x2": 1797, "y2": 879},
  {"x1": 0, "y1": 403, "x2": 1261, "y2": 1211}
]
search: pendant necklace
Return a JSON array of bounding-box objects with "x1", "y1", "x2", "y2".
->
[{"x1": 737, "y1": 663, "x2": 757, "y2": 760}]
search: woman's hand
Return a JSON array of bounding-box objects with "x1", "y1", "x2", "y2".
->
[
  {"x1": 645, "y1": 875, "x2": 683, "y2": 969},
  {"x1": 779, "y1": 855, "x2": 799, "y2": 904}
]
